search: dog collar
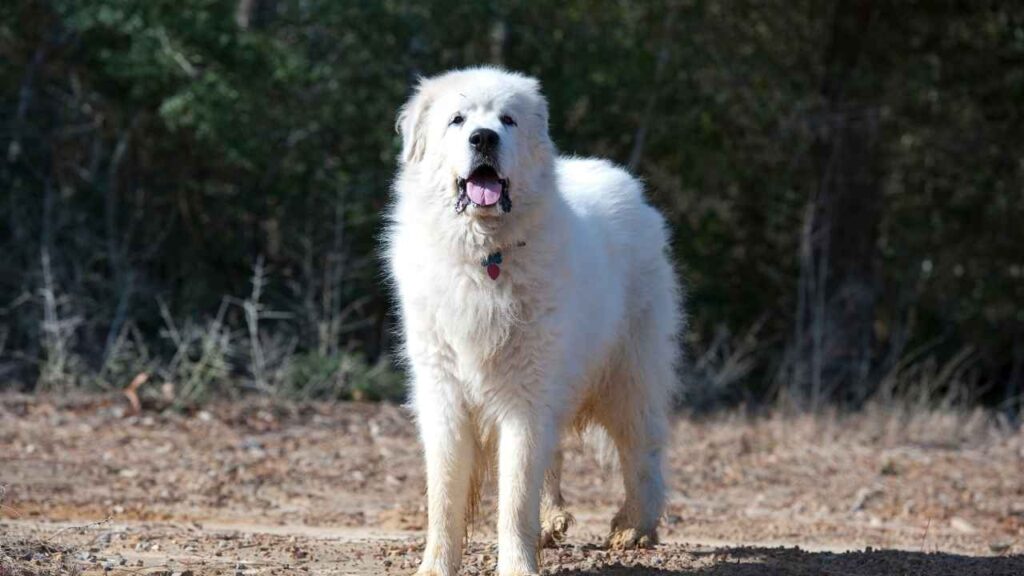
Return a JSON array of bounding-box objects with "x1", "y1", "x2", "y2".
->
[{"x1": 480, "y1": 241, "x2": 526, "y2": 280}]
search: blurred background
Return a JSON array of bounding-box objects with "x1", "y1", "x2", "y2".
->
[{"x1": 1, "y1": 0, "x2": 1021, "y2": 413}]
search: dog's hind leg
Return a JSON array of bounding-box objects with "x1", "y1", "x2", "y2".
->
[
  {"x1": 600, "y1": 404, "x2": 668, "y2": 549},
  {"x1": 540, "y1": 448, "x2": 575, "y2": 547},
  {"x1": 600, "y1": 385, "x2": 669, "y2": 549},
  {"x1": 597, "y1": 312, "x2": 675, "y2": 549}
]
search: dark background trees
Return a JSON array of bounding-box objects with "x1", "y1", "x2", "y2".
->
[{"x1": 1, "y1": 0, "x2": 1021, "y2": 410}]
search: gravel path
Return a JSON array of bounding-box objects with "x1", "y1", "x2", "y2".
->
[{"x1": 2, "y1": 395, "x2": 1022, "y2": 575}]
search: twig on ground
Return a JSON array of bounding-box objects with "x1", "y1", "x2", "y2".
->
[
  {"x1": 123, "y1": 372, "x2": 149, "y2": 415},
  {"x1": 50, "y1": 516, "x2": 113, "y2": 540}
]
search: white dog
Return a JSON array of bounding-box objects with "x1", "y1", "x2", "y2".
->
[{"x1": 385, "y1": 67, "x2": 682, "y2": 576}]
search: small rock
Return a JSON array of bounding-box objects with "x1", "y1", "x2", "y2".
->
[
  {"x1": 989, "y1": 541, "x2": 1012, "y2": 554},
  {"x1": 879, "y1": 458, "x2": 899, "y2": 476},
  {"x1": 850, "y1": 487, "x2": 884, "y2": 513},
  {"x1": 950, "y1": 517, "x2": 977, "y2": 534}
]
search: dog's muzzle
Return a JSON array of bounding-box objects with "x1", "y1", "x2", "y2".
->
[{"x1": 456, "y1": 163, "x2": 511, "y2": 214}]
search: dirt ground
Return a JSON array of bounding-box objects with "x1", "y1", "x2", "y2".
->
[{"x1": 1, "y1": 394, "x2": 1023, "y2": 575}]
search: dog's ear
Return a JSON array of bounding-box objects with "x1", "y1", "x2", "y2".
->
[{"x1": 396, "y1": 81, "x2": 433, "y2": 164}]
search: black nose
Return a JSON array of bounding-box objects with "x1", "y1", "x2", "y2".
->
[{"x1": 469, "y1": 128, "x2": 499, "y2": 153}]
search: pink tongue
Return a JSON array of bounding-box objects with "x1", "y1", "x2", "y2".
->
[{"x1": 466, "y1": 175, "x2": 502, "y2": 206}]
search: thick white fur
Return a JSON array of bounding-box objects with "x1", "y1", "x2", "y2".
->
[{"x1": 385, "y1": 67, "x2": 682, "y2": 576}]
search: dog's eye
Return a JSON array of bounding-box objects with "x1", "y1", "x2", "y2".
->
[
  {"x1": 450, "y1": 114, "x2": 464, "y2": 126},
  {"x1": 500, "y1": 114, "x2": 517, "y2": 126}
]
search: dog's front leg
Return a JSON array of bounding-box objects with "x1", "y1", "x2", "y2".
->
[
  {"x1": 415, "y1": 393, "x2": 474, "y2": 576},
  {"x1": 496, "y1": 409, "x2": 554, "y2": 576}
]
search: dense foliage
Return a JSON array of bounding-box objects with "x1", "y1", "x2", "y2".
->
[{"x1": 1, "y1": 1, "x2": 1021, "y2": 408}]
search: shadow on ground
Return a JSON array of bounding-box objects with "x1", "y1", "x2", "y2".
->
[{"x1": 548, "y1": 545, "x2": 1024, "y2": 576}]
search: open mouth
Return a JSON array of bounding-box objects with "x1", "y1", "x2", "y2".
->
[{"x1": 456, "y1": 164, "x2": 511, "y2": 214}]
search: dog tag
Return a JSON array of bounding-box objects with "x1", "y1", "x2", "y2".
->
[{"x1": 487, "y1": 263, "x2": 501, "y2": 280}]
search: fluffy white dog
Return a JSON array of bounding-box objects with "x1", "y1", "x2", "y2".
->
[{"x1": 385, "y1": 67, "x2": 682, "y2": 576}]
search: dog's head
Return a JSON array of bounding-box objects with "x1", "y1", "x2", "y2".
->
[{"x1": 396, "y1": 67, "x2": 554, "y2": 219}]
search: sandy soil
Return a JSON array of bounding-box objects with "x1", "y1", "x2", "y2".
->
[{"x1": 1, "y1": 394, "x2": 1023, "y2": 575}]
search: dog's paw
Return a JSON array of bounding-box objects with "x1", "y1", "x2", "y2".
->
[
  {"x1": 606, "y1": 526, "x2": 658, "y2": 550},
  {"x1": 540, "y1": 508, "x2": 575, "y2": 548}
]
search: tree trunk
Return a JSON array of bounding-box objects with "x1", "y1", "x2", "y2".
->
[{"x1": 795, "y1": 0, "x2": 882, "y2": 405}]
